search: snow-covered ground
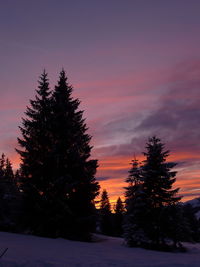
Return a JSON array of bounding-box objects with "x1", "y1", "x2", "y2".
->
[{"x1": 0, "y1": 232, "x2": 200, "y2": 267}]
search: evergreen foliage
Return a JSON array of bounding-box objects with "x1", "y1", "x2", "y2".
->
[
  {"x1": 142, "y1": 136, "x2": 181, "y2": 208},
  {"x1": 0, "y1": 70, "x2": 197, "y2": 247},
  {"x1": 17, "y1": 70, "x2": 53, "y2": 236},
  {"x1": 124, "y1": 137, "x2": 183, "y2": 250},
  {"x1": 124, "y1": 158, "x2": 149, "y2": 246},
  {"x1": 17, "y1": 70, "x2": 99, "y2": 240},
  {"x1": 159, "y1": 204, "x2": 191, "y2": 247},
  {"x1": 142, "y1": 136, "x2": 182, "y2": 248},
  {"x1": 100, "y1": 189, "x2": 111, "y2": 213},
  {"x1": 99, "y1": 189, "x2": 112, "y2": 235},
  {"x1": 113, "y1": 197, "x2": 125, "y2": 236},
  {"x1": 114, "y1": 197, "x2": 125, "y2": 214},
  {"x1": 49, "y1": 70, "x2": 100, "y2": 240},
  {"x1": 0, "y1": 154, "x2": 20, "y2": 231}
]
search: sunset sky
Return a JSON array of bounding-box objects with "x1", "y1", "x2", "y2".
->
[{"x1": 1, "y1": 0, "x2": 200, "y2": 205}]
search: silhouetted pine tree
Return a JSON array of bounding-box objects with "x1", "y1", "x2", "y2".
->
[
  {"x1": 125, "y1": 158, "x2": 142, "y2": 202},
  {"x1": 141, "y1": 136, "x2": 181, "y2": 248},
  {"x1": 124, "y1": 158, "x2": 150, "y2": 246},
  {"x1": 115, "y1": 197, "x2": 125, "y2": 214},
  {"x1": 17, "y1": 70, "x2": 53, "y2": 235},
  {"x1": 99, "y1": 189, "x2": 112, "y2": 235},
  {"x1": 0, "y1": 154, "x2": 5, "y2": 176},
  {"x1": 0, "y1": 154, "x2": 7, "y2": 229},
  {"x1": 124, "y1": 137, "x2": 183, "y2": 250},
  {"x1": 48, "y1": 70, "x2": 99, "y2": 240},
  {"x1": 17, "y1": 70, "x2": 99, "y2": 240},
  {"x1": 4, "y1": 158, "x2": 14, "y2": 180},
  {"x1": 113, "y1": 197, "x2": 125, "y2": 236},
  {"x1": 142, "y1": 136, "x2": 181, "y2": 208},
  {"x1": 0, "y1": 154, "x2": 20, "y2": 231}
]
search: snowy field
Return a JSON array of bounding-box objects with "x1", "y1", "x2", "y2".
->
[{"x1": 0, "y1": 232, "x2": 200, "y2": 266}]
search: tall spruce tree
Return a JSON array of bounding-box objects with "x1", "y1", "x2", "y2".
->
[
  {"x1": 142, "y1": 137, "x2": 182, "y2": 248},
  {"x1": 17, "y1": 70, "x2": 99, "y2": 240},
  {"x1": 124, "y1": 137, "x2": 182, "y2": 249},
  {"x1": 17, "y1": 71, "x2": 53, "y2": 235},
  {"x1": 48, "y1": 70, "x2": 99, "y2": 240}
]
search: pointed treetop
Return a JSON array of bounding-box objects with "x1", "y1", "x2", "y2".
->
[
  {"x1": 114, "y1": 197, "x2": 125, "y2": 214},
  {"x1": 43, "y1": 68, "x2": 47, "y2": 75},
  {"x1": 38, "y1": 69, "x2": 48, "y2": 84},
  {"x1": 144, "y1": 135, "x2": 169, "y2": 162},
  {"x1": 126, "y1": 157, "x2": 141, "y2": 185},
  {"x1": 59, "y1": 69, "x2": 67, "y2": 82},
  {"x1": 5, "y1": 158, "x2": 14, "y2": 179},
  {"x1": 149, "y1": 135, "x2": 160, "y2": 143},
  {"x1": 53, "y1": 69, "x2": 73, "y2": 97},
  {"x1": 36, "y1": 70, "x2": 51, "y2": 99},
  {"x1": 100, "y1": 189, "x2": 111, "y2": 213}
]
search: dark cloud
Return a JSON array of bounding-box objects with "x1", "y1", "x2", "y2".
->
[
  {"x1": 96, "y1": 176, "x2": 110, "y2": 181},
  {"x1": 179, "y1": 192, "x2": 200, "y2": 199},
  {"x1": 136, "y1": 60, "x2": 200, "y2": 155},
  {"x1": 95, "y1": 61, "x2": 200, "y2": 159}
]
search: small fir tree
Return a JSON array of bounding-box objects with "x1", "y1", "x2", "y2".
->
[
  {"x1": 141, "y1": 136, "x2": 181, "y2": 247},
  {"x1": 124, "y1": 158, "x2": 150, "y2": 246},
  {"x1": 125, "y1": 158, "x2": 142, "y2": 203},
  {"x1": 113, "y1": 197, "x2": 125, "y2": 236},
  {"x1": 4, "y1": 158, "x2": 14, "y2": 180},
  {"x1": 114, "y1": 197, "x2": 125, "y2": 214},
  {"x1": 100, "y1": 190, "x2": 111, "y2": 212},
  {"x1": 99, "y1": 189, "x2": 112, "y2": 235},
  {"x1": 0, "y1": 154, "x2": 5, "y2": 177},
  {"x1": 0, "y1": 154, "x2": 20, "y2": 231}
]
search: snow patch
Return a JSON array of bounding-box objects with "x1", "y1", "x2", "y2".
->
[{"x1": 0, "y1": 232, "x2": 199, "y2": 266}]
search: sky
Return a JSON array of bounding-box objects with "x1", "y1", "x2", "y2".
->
[{"x1": 1, "y1": 0, "x2": 200, "y2": 205}]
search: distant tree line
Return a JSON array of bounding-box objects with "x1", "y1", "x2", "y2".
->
[{"x1": 0, "y1": 70, "x2": 199, "y2": 251}]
